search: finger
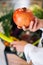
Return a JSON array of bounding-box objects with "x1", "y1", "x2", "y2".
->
[
  {"x1": 11, "y1": 41, "x2": 18, "y2": 45},
  {"x1": 12, "y1": 45, "x2": 16, "y2": 48},
  {"x1": 29, "y1": 21, "x2": 34, "y2": 30},
  {"x1": 22, "y1": 26, "x2": 26, "y2": 31},
  {"x1": 17, "y1": 26, "x2": 21, "y2": 29},
  {"x1": 22, "y1": 26, "x2": 29, "y2": 31},
  {"x1": 13, "y1": 45, "x2": 17, "y2": 47},
  {"x1": 33, "y1": 18, "x2": 38, "y2": 29}
]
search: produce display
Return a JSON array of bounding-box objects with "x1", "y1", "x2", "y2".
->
[{"x1": 13, "y1": 7, "x2": 35, "y2": 28}]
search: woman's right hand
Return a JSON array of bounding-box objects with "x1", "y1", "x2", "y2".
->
[{"x1": 22, "y1": 18, "x2": 43, "y2": 32}]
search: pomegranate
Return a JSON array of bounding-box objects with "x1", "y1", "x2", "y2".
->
[{"x1": 13, "y1": 8, "x2": 35, "y2": 28}]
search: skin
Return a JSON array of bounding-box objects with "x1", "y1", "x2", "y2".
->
[
  {"x1": 11, "y1": 18, "x2": 43, "y2": 52},
  {"x1": 18, "y1": 18, "x2": 43, "y2": 32},
  {"x1": 11, "y1": 40, "x2": 27, "y2": 52}
]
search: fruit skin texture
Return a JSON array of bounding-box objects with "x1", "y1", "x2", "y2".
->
[{"x1": 13, "y1": 8, "x2": 35, "y2": 28}]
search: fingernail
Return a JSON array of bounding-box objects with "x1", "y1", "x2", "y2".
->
[
  {"x1": 22, "y1": 26, "x2": 26, "y2": 31},
  {"x1": 31, "y1": 21, "x2": 34, "y2": 23},
  {"x1": 29, "y1": 21, "x2": 34, "y2": 29}
]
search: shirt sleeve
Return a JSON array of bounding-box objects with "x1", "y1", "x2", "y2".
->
[{"x1": 24, "y1": 44, "x2": 43, "y2": 65}]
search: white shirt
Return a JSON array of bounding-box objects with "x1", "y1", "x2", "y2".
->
[{"x1": 24, "y1": 44, "x2": 43, "y2": 65}]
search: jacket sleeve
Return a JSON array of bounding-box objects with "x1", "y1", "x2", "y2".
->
[{"x1": 24, "y1": 44, "x2": 43, "y2": 65}]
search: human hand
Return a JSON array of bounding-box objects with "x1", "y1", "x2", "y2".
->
[
  {"x1": 17, "y1": 18, "x2": 43, "y2": 32},
  {"x1": 27, "y1": 18, "x2": 43, "y2": 32},
  {"x1": 11, "y1": 41, "x2": 27, "y2": 53}
]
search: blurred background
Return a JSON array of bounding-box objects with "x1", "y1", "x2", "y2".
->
[{"x1": 0, "y1": 0, "x2": 43, "y2": 65}]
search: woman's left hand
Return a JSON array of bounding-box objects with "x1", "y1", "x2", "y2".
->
[{"x1": 11, "y1": 41, "x2": 27, "y2": 52}]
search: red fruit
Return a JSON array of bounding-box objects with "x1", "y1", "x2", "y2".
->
[{"x1": 13, "y1": 8, "x2": 35, "y2": 28}]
